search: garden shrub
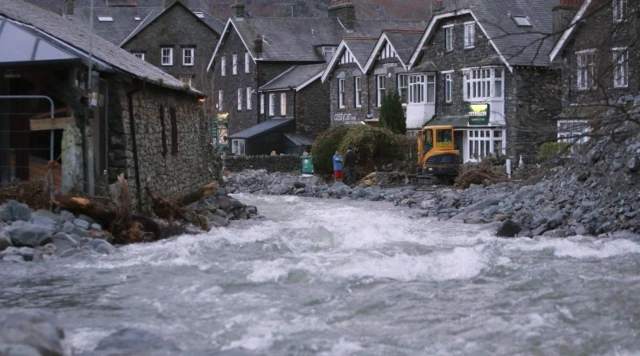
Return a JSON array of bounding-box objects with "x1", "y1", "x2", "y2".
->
[{"x1": 310, "y1": 125, "x2": 350, "y2": 174}]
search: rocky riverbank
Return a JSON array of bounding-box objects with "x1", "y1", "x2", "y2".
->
[
  {"x1": 224, "y1": 151, "x2": 640, "y2": 239},
  {"x1": 0, "y1": 189, "x2": 260, "y2": 263}
]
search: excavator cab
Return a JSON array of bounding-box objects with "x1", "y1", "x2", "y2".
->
[{"x1": 417, "y1": 125, "x2": 460, "y2": 181}]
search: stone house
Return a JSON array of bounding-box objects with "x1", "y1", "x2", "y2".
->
[
  {"x1": 61, "y1": 0, "x2": 223, "y2": 90},
  {"x1": 0, "y1": 0, "x2": 217, "y2": 212},
  {"x1": 207, "y1": 0, "x2": 428, "y2": 155},
  {"x1": 321, "y1": 37, "x2": 379, "y2": 126},
  {"x1": 549, "y1": 0, "x2": 639, "y2": 142},
  {"x1": 405, "y1": 0, "x2": 563, "y2": 162}
]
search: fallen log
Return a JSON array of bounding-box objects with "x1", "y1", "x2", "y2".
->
[
  {"x1": 145, "y1": 178, "x2": 211, "y2": 231},
  {"x1": 52, "y1": 195, "x2": 116, "y2": 225}
]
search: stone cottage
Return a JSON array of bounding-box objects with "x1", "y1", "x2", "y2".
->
[{"x1": 0, "y1": 0, "x2": 217, "y2": 211}]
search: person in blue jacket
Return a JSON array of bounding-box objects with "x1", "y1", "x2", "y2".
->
[{"x1": 332, "y1": 150, "x2": 343, "y2": 182}]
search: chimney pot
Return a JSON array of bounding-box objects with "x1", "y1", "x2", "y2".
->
[{"x1": 232, "y1": 2, "x2": 246, "y2": 19}]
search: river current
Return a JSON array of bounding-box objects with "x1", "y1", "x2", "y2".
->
[{"x1": 2, "y1": 194, "x2": 640, "y2": 355}]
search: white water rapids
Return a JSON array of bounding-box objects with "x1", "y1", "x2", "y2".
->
[{"x1": 2, "y1": 194, "x2": 640, "y2": 355}]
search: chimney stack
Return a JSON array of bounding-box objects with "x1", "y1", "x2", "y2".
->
[
  {"x1": 232, "y1": 2, "x2": 246, "y2": 20},
  {"x1": 552, "y1": 0, "x2": 585, "y2": 43},
  {"x1": 64, "y1": 0, "x2": 74, "y2": 18},
  {"x1": 328, "y1": 0, "x2": 355, "y2": 31},
  {"x1": 253, "y1": 34, "x2": 263, "y2": 58}
]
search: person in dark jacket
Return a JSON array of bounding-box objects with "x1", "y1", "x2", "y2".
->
[{"x1": 344, "y1": 148, "x2": 357, "y2": 187}]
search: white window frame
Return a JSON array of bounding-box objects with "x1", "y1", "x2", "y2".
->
[
  {"x1": 323, "y1": 47, "x2": 336, "y2": 62},
  {"x1": 269, "y1": 93, "x2": 275, "y2": 116},
  {"x1": 218, "y1": 90, "x2": 223, "y2": 111},
  {"x1": 409, "y1": 75, "x2": 425, "y2": 104},
  {"x1": 376, "y1": 75, "x2": 386, "y2": 107},
  {"x1": 354, "y1": 77, "x2": 362, "y2": 108},
  {"x1": 132, "y1": 52, "x2": 145, "y2": 60},
  {"x1": 182, "y1": 48, "x2": 194, "y2": 66},
  {"x1": 613, "y1": 48, "x2": 628, "y2": 88},
  {"x1": 260, "y1": 94, "x2": 265, "y2": 114},
  {"x1": 464, "y1": 22, "x2": 475, "y2": 49},
  {"x1": 237, "y1": 88, "x2": 242, "y2": 111},
  {"x1": 613, "y1": 0, "x2": 626, "y2": 22},
  {"x1": 232, "y1": 54, "x2": 238, "y2": 75},
  {"x1": 444, "y1": 24, "x2": 453, "y2": 51},
  {"x1": 244, "y1": 52, "x2": 250, "y2": 73},
  {"x1": 397, "y1": 74, "x2": 408, "y2": 105},
  {"x1": 246, "y1": 87, "x2": 252, "y2": 110},
  {"x1": 280, "y1": 93, "x2": 287, "y2": 116},
  {"x1": 468, "y1": 129, "x2": 505, "y2": 161},
  {"x1": 221, "y1": 56, "x2": 226, "y2": 76},
  {"x1": 338, "y1": 78, "x2": 346, "y2": 108},
  {"x1": 463, "y1": 67, "x2": 504, "y2": 101},
  {"x1": 232, "y1": 139, "x2": 246, "y2": 155},
  {"x1": 576, "y1": 49, "x2": 596, "y2": 91},
  {"x1": 444, "y1": 71, "x2": 453, "y2": 103},
  {"x1": 426, "y1": 74, "x2": 436, "y2": 103},
  {"x1": 161, "y1": 47, "x2": 173, "y2": 66}
]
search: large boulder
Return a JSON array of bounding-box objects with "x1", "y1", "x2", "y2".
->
[
  {"x1": 1, "y1": 200, "x2": 31, "y2": 223},
  {"x1": 6, "y1": 221, "x2": 54, "y2": 247},
  {"x1": 0, "y1": 311, "x2": 66, "y2": 356},
  {"x1": 0, "y1": 230, "x2": 12, "y2": 251},
  {"x1": 50, "y1": 232, "x2": 80, "y2": 252},
  {"x1": 496, "y1": 219, "x2": 522, "y2": 238}
]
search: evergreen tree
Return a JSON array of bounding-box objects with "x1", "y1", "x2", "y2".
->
[{"x1": 379, "y1": 90, "x2": 406, "y2": 135}]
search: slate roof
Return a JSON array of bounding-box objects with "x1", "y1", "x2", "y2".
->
[
  {"x1": 229, "y1": 17, "x2": 429, "y2": 62},
  {"x1": 344, "y1": 38, "x2": 378, "y2": 69},
  {"x1": 285, "y1": 133, "x2": 314, "y2": 147},
  {"x1": 121, "y1": 3, "x2": 222, "y2": 46},
  {"x1": 68, "y1": 6, "x2": 160, "y2": 45},
  {"x1": 228, "y1": 118, "x2": 294, "y2": 139},
  {"x1": 413, "y1": 0, "x2": 558, "y2": 68},
  {"x1": 260, "y1": 63, "x2": 326, "y2": 92},
  {"x1": 0, "y1": 0, "x2": 198, "y2": 94},
  {"x1": 384, "y1": 30, "x2": 423, "y2": 65}
]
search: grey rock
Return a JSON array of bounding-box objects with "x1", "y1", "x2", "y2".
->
[
  {"x1": 17, "y1": 247, "x2": 36, "y2": 261},
  {"x1": 78, "y1": 214, "x2": 96, "y2": 224},
  {"x1": 369, "y1": 194, "x2": 383, "y2": 202},
  {"x1": 229, "y1": 198, "x2": 245, "y2": 209},
  {"x1": 482, "y1": 205, "x2": 500, "y2": 218},
  {"x1": 29, "y1": 215, "x2": 58, "y2": 230},
  {"x1": 95, "y1": 328, "x2": 178, "y2": 353},
  {"x1": 293, "y1": 181, "x2": 306, "y2": 189},
  {"x1": 420, "y1": 199, "x2": 435, "y2": 210},
  {"x1": 216, "y1": 187, "x2": 227, "y2": 196},
  {"x1": 217, "y1": 196, "x2": 232, "y2": 211},
  {"x1": 353, "y1": 188, "x2": 368, "y2": 198},
  {"x1": 85, "y1": 239, "x2": 117, "y2": 255},
  {"x1": 295, "y1": 188, "x2": 305, "y2": 194},
  {"x1": 464, "y1": 198, "x2": 500, "y2": 213},
  {"x1": 532, "y1": 225, "x2": 548, "y2": 236},
  {"x1": 0, "y1": 231, "x2": 12, "y2": 251},
  {"x1": 0, "y1": 311, "x2": 65, "y2": 356},
  {"x1": 51, "y1": 232, "x2": 80, "y2": 252},
  {"x1": 519, "y1": 228, "x2": 534, "y2": 238},
  {"x1": 1, "y1": 254, "x2": 24, "y2": 262},
  {"x1": 575, "y1": 224, "x2": 588, "y2": 236},
  {"x1": 1, "y1": 200, "x2": 31, "y2": 222},
  {"x1": 531, "y1": 216, "x2": 548, "y2": 229},
  {"x1": 90, "y1": 223, "x2": 102, "y2": 231},
  {"x1": 6, "y1": 221, "x2": 54, "y2": 247},
  {"x1": 0, "y1": 343, "x2": 42, "y2": 356},
  {"x1": 208, "y1": 215, "x2": 230, "y2": 228},
  {"x1": 245, "y1": 206, "x2": 258, "y2": 215},
  {"x1": 72, "y1": 218, "x2": 90, "y2": 230},
  {"x1": 627, "y1": 156, "x2": 639, "y2": 172},
  {"x1": 496, "y1": 219, "x2": 522, "y2": 238},
  {"x1": 34, "y1": 210, "x2": 64, "y2": 224},
  {"x1": 571, "y1": 208, "x2": 584, "y2": 220},
  {"x1": 62, "y1": 221, "x2": 88, "y2": 238},
  {"x1": 547, "y1": 211, "x2": 564, "y2": 229}
]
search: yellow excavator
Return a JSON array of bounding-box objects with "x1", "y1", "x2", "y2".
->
[{"x1": 416, "y1": 125, "x2": 461, "y2": 184}]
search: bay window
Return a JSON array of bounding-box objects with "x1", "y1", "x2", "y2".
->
[
  {"x1": 409, "y1": 75, "x2": 424, "y2": 103},
  {"x1": 463, "y1": 67, "x2": 505, "y2": 101}
]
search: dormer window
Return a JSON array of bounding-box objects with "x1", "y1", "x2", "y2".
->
[
  {"x1": 323, "y1": 47, "x2": 336, "y2": 62},
  {"x1": 132, "y1": 52, "x2": 145, "y2": 61},
  {"x1": 613, "y1": 0, "x2": 626, "y2": 22}
]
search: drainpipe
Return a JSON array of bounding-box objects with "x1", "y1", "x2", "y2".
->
[
  {"x1": 126, "y1": 82, "x2": 143, "y2": 212},
  {"x1": 366, "y1": 75, "x2": 371, "y2": 119}
]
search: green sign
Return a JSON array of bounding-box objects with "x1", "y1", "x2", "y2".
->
[{"x1": 468, "y1": 103, "x2": 490, "y2": 125}]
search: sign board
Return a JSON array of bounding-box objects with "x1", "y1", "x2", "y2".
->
[{"x1": 468, "y1": 103, "x2": 490, "y2": 125}]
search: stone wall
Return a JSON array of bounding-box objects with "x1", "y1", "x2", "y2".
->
[
  {"x1": 328, "y1": 64, "x2": 370, "y2": 125},
  {"x1": 224, "y1": 155, "x2": 301, "y2": 173},
  {"x1": 109, "y1": 76, "x2": 219, "y2": 211},
  {"x1": 122, "y1": 3, "x2": 219, "y2": 91},
  {"x1": 295, "y1": 78, "x2": 331, "y2": 136}
]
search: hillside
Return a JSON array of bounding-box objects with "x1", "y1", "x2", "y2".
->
[{"x1": 26, "y1": 0, "x2": 432, "y2": 21}]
